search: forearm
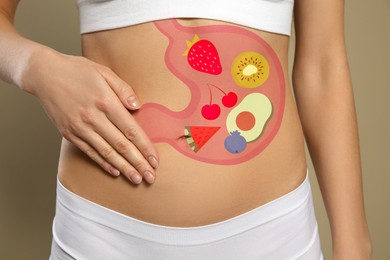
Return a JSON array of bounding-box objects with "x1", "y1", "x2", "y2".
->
[
  {"x1": 0, "y1": 8, "x2": 52, "y2": 91},
  {"x1": 293, "y1": 56, "x2": 372, "y2": 256}
]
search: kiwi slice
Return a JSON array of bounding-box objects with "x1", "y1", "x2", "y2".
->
[{"x1": 231, "y1": 51, "x2": 269, "y2": 88}]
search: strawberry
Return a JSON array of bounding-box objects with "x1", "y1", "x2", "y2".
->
[{"x1": 183, "y1": 34, "x2": 222, "y2": 75}]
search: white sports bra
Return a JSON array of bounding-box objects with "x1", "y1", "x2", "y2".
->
[{"x1": 76, "y1": 0, "x2": 294, "y2": 35}]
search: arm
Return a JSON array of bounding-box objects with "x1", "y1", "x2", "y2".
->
[
  {"x1": 0, "y1": 0, "x2": 158, "y2": 184},
  {"x1": 293, "y1": 0, "x2": 372, "y2": 258}
]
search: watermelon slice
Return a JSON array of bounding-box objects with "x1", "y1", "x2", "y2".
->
[{"x1": 184, "y1": 126, "x2": 221, "y2": 152}]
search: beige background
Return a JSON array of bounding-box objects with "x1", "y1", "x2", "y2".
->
[{"x1": 0, "y1": 0, "x2": 389, "y2": 259}]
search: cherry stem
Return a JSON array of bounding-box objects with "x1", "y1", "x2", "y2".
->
[
  {"x1": 207, "y1": 83, "x2": 227, "y2": 95},
  {"x1": 208, "y1": 85, "x2": 213, "y2": 105}
]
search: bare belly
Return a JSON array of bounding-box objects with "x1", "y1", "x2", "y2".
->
[{"x1": 57, "y1": 18, "x2": 308, "y2": 227}]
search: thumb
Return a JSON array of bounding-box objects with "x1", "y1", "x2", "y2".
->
[{"x1": 101, "y1": 67, "x2": 141, "y2": 110}]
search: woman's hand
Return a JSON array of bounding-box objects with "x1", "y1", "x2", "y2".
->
[{"x1": 22, "y1": 47, "x2": 159, "y2": 184}]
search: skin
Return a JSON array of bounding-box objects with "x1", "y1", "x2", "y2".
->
[{"x1": 0, "y1": 0, "x2": 372, "y2": 258}]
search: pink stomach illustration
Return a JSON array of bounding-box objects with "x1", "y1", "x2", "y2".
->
[{"x1": 133, "y1": 19, "x2": 285, "y2": 165}]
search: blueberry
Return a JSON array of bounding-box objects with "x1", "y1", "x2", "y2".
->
[{"x1": 224, "y1": 130, "x2": 247, "y2": 154}]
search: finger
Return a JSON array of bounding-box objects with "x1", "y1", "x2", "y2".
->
[
  {"x1": 91, "y1": 114, "x2": 157, "y2": 184},
  {"x1": 73, "y1": 130, "x2": 144, "y2": 185},
  {"x1": 105, "y1": 97, "x2": 160, "y2": 170},
  {"x1": 100, "y1": 67, "x2": 142, "y2": 111},
  {"x1": 70, "y1": 135, "x2": 121, "y2": 177}
]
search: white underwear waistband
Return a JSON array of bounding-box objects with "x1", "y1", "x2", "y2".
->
[{"x1": 55, "y1": 170, "x2": 312, "y2": 246}]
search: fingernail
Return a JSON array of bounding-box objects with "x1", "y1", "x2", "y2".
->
[
  {"x1": 111, "y1": 168, "x2": 120, "y2": 176},
  {"x1": 127, "y1": 96, "x2": 141, "y2": 109},
  {"x1": 148, "y1": 156, "x2": 159, "y2": 169},
  {"x1": 130, "y1": 172, "x2": 142, "y2": 184},
  {"x1": 144, "y1": 171, "x2": 155, "y2": 184}
]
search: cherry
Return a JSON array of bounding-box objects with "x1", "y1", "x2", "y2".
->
[
  {"x1": 207, "y1": 83, "x2": 237, "y2": 108},
  {"x1": 201, "y1": 104, "x2": 221, "y2": 120},
  {"x1": 201, "y1": 85, "x2": 221, "y2": 120},
  {"x1": 222, "y1": 92, "x2": 238, "y2": 107},
  {"x1": 201, "y1": 84, "x2": 237, "y2": 120}
]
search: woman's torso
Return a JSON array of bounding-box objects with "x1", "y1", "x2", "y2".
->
[{"x1": 57, "y1": 18, "x2": 308, "y2": 227}]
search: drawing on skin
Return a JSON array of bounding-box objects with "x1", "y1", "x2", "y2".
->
[
  {"x1": 225, "y1": 93, "x2": 273, "y2": 154},
  {"x1": 184, "y1": 126, "x2": 221, "y2": 152},
  {"x1": 183, "y1": 34, "x2": 222, "y2": 75},
  {"x1": 133, "y1": 19, "x2": 285, "y2": 165},
  {"x1": 224, "y1": 130, "x2": 247, "y2": 154},
  {"x1": 201, "y1": 84, "x2": 238, "y2": 120},
  {"x1": 207, "y1": 84, "x2": 238, "y2": 108},
  {"x1": 201, "y1": 85, "x2": 221, "y2": 120},
  {"x1": 231, "y1": 51, "x2": 270, "y2": 88}
]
